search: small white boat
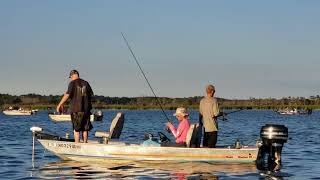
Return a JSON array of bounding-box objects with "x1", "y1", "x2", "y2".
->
[
  {"x1": 49, "y1": 114, "x2": 103, "y2": 122},
  {"x1": 275, "y1": 108, "x2": 312, "y2": 115},
  {"x1": 31, "y1": 113, "x2": 289, "y2": 172},
  {"x1": 3, "y1": 107, "x2": 33, "y2": 116}
]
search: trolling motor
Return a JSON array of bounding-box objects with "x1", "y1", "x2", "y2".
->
[
  {"x1": 30, "y1": 126, "x2": 43, "y2": 169},
  {"x1": 256, "y1": 124, "x2": 288, "y2": 171}
]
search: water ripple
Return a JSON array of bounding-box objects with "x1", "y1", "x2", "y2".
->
[{"x1": 0, "y1": 110, "x2": 320, "y2": 179}]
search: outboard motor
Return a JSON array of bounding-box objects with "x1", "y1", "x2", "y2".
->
[
  {"x1": 94, "y1": 110, "x2": 104, "y2": 121},
  {"x1": 256, "y1": 124, "x2": 288, "y2": 171},
  {"x1": 96, "y1": 110, "x2": 103, "y2": 116}
]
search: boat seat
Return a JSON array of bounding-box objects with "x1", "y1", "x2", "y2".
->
[
  {"x1": 186, "y1": 123, "x2": 202, "y2": 148},
  {"x1": 95, "y1": 131, "x2": 111, "y2": 138},
  {"x1": 95, "y1": 112, "x2": 125, "y2": 144}
]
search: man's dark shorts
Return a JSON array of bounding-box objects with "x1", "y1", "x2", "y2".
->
[{"x1": 71, "y1": 112, "x2": 93, "y2": 132}]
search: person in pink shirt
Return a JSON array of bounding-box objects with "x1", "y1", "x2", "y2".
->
[{"x1": 162, "y1": 107, "x2": 190, "y2": 147}]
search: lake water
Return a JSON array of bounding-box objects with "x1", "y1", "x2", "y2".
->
[{"x1": 0, "y1": 110, "x2": 319, "y2": 179}]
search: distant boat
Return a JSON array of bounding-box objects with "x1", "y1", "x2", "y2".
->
[
  {"x1": 3, "y1": 109, "x2": 33, "y2": 116},
  {"x1": 48, "y1": 110, "x2": 103, "y2": 122},
  {"x1": 2, "y1": 106, "x2": 34, "y2": 116},
  {"x1": 275, "y1": 108, "x2": 312, "y2": 115}
]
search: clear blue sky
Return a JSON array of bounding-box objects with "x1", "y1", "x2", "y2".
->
[{"x1": 1, "y1": 1, "x2": 319, "y2": 99}]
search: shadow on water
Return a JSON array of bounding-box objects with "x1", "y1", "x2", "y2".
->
[{"x1": 32, "y1": 159, "x2": 259, "y2": 179}]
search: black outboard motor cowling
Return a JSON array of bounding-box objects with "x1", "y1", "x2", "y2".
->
[
  {"x1": 256, "y1": 124, "x2": 288, "y2": 171},
  {"x1": 94, "y1": 110, "x2": 104, "y2": 121}
]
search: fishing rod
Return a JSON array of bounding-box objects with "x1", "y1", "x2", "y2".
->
[
  {"x1": 121, "y1": 32, "x2": 171, "y2": 123},
  {"x1": 224, "y1": 108, "x2": 244, "y2": 115},
  {"x1": 214, "y1": 108, "x2": 244, "y2": 120}
]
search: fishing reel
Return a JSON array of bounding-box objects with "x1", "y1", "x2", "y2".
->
[
  {"x1": 166, "y1": 127, "x2": 172, "y2": 133},
  {"x1": 221, "y1": 112, "x2": 227, "y2": 121}
]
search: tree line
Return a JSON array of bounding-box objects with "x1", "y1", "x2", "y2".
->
[{"x1": 1, "y1": 93, "x2": 320, "y2": 110}]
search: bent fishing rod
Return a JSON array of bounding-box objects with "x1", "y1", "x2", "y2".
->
[{"x1": 121, "y1": 32, "x2": 171, "y2": 123}]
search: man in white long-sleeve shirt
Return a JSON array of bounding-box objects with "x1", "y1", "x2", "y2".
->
[{"x1": 199, "y1": 84, "x2": 222, "y2": 148}]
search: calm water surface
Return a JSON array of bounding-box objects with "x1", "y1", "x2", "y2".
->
[{"x1": 0, "y1": 110, "x2": 319, "y2": 179}]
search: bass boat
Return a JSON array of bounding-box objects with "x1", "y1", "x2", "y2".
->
[{"x1": 31, "y1": 113, "x2": 288, "y2": 172}]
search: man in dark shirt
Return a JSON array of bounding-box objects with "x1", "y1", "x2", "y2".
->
[{"x1": 57, "y1": 70, "x2": 93, "y2": 143}]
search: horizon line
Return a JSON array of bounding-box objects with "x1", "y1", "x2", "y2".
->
[{"x1": 0, "y1": 92, "x2": 318, "y2": 100}]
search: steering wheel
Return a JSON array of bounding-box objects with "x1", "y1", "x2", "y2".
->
[{"x1": 158, "y1": 132, "x2": 171, "y2": 143}]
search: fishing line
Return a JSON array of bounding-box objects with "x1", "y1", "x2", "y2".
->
[{"x1": 121, "y1": 32, "x2": 171, "y2": 123}]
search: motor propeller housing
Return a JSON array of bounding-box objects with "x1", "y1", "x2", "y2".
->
[{"x1": 256, "y1": 124, "x2": 288, "y2": 171}]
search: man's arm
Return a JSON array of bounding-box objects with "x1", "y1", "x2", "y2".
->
[
  {"x1": 166, "y1": 122, "x2": 178, "y2": 138},
  {"x1": 57, "y1": 81, "x2": 73, "y2": 113},
  {"x1": 88, "y1": 83, "x2": 93, "y2": 97},
  {"x1": 212, "y1": 99, "x2": 220, "y2": 117},
  {"x1": 56, "y1": 93, "x2": 70, "y2": 113},
  {"x1": 199, "y1": 101, "x2": 203, "y2": 126}
]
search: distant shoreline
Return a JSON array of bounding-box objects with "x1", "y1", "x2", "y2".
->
[{"x1": 1, "y1": 93, "x2": 319, "y2": 110}]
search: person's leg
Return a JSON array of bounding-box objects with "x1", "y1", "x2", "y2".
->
[
  {"x1": 71, "y1": 112, "x2": 81, "y2": 143},
  {"x1": 203, "y1": 132, "x2": 209, "y2": 147},
  {"x1": 208, "y1": 131, "x2": 218, "y2": 148},
  {"x1": 81, "y1": 112, "x2": 92, "y2": 143},
  {"x1": 83, "y1": 131, "x2": 88, "y2": 143},
  {"x1": 74, "y1": 130, "x2": 80, "y2": 143},
  {"x1": 213, "y1": 131, "x2": 218, "y2": 146}
]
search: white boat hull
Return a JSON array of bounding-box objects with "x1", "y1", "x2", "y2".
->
[
  {"x1": 49, "y1": 114, "x2": 101, "y2": 122},
  {"x1": 3, "y1": 110, "x2": 33, "y2": 116},
  {"x1": 38, "y1": 139, "x2": 258, "y2": 163}
]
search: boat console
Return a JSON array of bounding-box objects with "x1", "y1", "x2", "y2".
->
[{"x1": 256, "y1": 124, "x2": 288, "y2": 171}]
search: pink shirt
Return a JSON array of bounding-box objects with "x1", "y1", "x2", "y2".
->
[{"x1": 169, "y1": 118, "x2": 190, "y2": 143}]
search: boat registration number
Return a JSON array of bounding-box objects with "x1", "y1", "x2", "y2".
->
[{"x1": 48, "y1": 142, "x2": 81, "y2": 149}]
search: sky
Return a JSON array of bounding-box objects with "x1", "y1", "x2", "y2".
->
[{"x1": 0, "y1": 1, "x2": 320, "y2": 99}]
